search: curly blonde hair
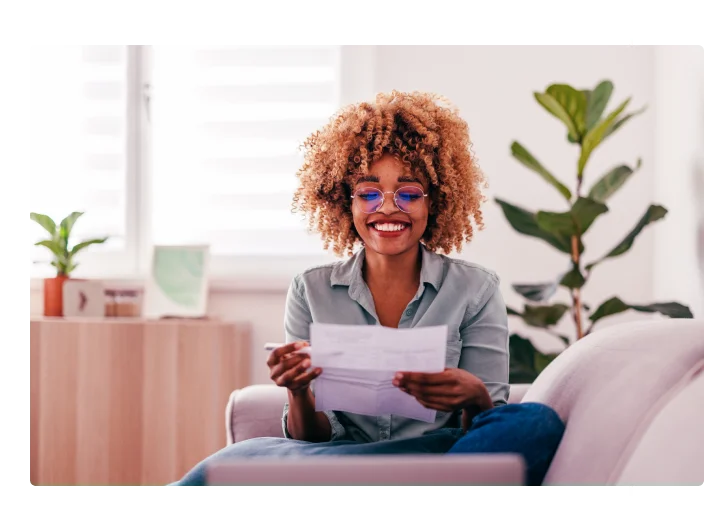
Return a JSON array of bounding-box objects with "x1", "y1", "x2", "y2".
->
[{"x1": 292, "y1": 90, "x2": 487, "y2": 256}]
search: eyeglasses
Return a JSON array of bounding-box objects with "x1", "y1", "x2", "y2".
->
[{"x1": 351, "y1": 186, "x2": 428, "y2": 214}]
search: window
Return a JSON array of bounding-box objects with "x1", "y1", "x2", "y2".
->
[
  {"x1": 30, "y1": 45, "x2": 133, "y2": 276},
  {"x1": 30, "y1": 45, "x2": 344, "y2": 281},
  {"x1": 150, "y1": 46, "x2": 342, "y2": 277}
]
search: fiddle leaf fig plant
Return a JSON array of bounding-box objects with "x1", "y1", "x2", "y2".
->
[
  {"x1": 30, "y1": 211, "x2": 108, "y2": 276},
  {"x1": 498, "y1": 80, "x2": 693, "y2": 383}
]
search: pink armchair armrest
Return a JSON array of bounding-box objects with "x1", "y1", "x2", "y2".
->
[{"x1": 226, "y1": 383, "x2": 531, "y2": 444}]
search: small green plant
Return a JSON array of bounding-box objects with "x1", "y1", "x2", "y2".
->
[
  {"x1": 30, "y1": 211, "x2": 108, "y2": 276},
  {"x1": 497, "y1": 80, "x2": 693, "y2": 384}
]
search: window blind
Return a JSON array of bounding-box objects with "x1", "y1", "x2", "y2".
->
[
  {"x1": 150, "y1": 46, "x2": 341, "y2": 256},
  {"x1": 30, "y1": 45, "x2": 129, "y2": 270}
]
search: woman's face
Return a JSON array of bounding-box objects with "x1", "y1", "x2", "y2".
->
[{"x1": 351, "y1": 154, "x2": 429, "y2": 257}]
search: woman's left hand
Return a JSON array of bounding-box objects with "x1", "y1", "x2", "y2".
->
[{"x1": 393, "y1": 368, "x2": 489, "y2": 413}]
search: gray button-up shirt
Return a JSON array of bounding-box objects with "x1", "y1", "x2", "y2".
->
[{"x1": 282, "y1": 243, "x2": 510, "y2": 443}]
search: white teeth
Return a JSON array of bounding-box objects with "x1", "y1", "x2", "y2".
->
[{"x1": 373, "y1": 223, "x2": 407, "y2": 232}]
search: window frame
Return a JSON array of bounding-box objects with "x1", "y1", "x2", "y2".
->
[
  {"x1": 30, "y1": 45, "x2": 140, "y2": 281},
  {"x1": 30, "y1": 45, "x2": 375, "y2": 292}
]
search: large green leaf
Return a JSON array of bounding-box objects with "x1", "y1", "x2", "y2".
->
[
  {"x1": 590, "y1": 296, "x2": 693, "y2": 324},
  {"x1": 511, "y1": 264, "x2": 585, "y2": 305},
  {"x1": 509, "y1": 334, "x2": 540, "y2": 384},
  {"x1": 512, "y1": 282, "x2": 558, "y2": 303},
  {"x1": 535, "y1": 210, "x2": 575, "y2": 238},
  {"x1": 509, "y1": 334, "x2": 559, "y2": 384},
  {"x1": 588, "y1": 159, "x2": 641, "y2": 203},
  {"x1": 70, "y1": 237, "x2": 108, "y2": 257},
  {"x1": 59, "y1": 212, "x2": 84, "y2": 243},
  {"x1": 35, "y1": 240, "x2": 69, "y2": 271},
  {"x1": 495, "y1": 198, "x2": 572, "y2": 253},
  {"x1": 632, "y1": 302, "x2": 693, "y2": 319},
  {"x1": 570, "y1": 197, "x2": 609, "y2": 234},
  {"x1": 34, "y1": 239, "x2": 63, "y2": 257},
  {"x1": 507, "y1": 304, "x2": 569, "y2": 327},
  {"x1": 559, "y1": 263, "x2": 586, "y2": 289},
  {"x1": 511, "y1": 141, "x2": 571, "y2": 201},
  {"x1": 30, "y1": 213, "x2": 57, "y2": 236},
  {"x1": 603, "y1": 106, "x2": 647, "y2": 140},
  {"x1": 586, "y1": 205, "x2": 668, "y2": 270},
  {"x1": 536, "y1": 197, "x2": 609, "y2": 238},
  {"x1": 546, "y1": 84, "x2": 588, "y2": 138},
  {"x1": 534, "y1": 91, "x2": 581, "y2": 141},
  {"x1": 585, "y1": 80, "x2": 614, "y2": 130},
  {"x1": 522, "y1": 303, "x2": 570, "y2": 328},
  {"x1": 578, "y1": 98, "x2": 631, "y2": 176},
  {"x1": 565, "y1": 89, "x2": 592, "y2": 143}
]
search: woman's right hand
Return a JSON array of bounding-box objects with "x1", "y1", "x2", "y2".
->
[{"x1": 267, "y1": 341, "x2": 322, "y2": 394}]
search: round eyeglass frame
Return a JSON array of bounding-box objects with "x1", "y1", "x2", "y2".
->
[{"x1": 351, "y1": 186, "x2": 429, "y2": 214}]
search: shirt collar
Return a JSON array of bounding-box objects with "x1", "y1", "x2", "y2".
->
[{"x1": 330, "y1": 243, "x2": 444, "y2": 291}]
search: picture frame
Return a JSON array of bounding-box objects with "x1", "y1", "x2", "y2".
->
[
  {"x1": 62, "y1": 279, "x2": 106, "y2": 318},
  {"x1": 142, "y1": 245, "x2": 210, "y2": 319}
]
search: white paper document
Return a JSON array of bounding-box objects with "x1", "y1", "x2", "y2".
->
[{"x1": 309, "y1": 323, "x2": 448, "y2": 423}]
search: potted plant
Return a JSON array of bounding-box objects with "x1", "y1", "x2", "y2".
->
[
  {"x1": 496, "y1": 80, "x2": 693, "y2": 383},
  {"x1": 30, "y1": 211, "x2": 108, "y2": 317}
]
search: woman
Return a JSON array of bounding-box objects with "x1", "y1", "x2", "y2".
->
[{"x1": 173, "y1": 91, "x2": 564, "y2": 485}]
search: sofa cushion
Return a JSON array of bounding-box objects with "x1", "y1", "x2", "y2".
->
[
  {"x1": 522, "y1": 319, "x2": 704, "y2": 485},
  {"x1": 615, "y1": 369, "x2": 704, "y2": 485},
  {"x1": 227, "y1": 385, "x2": 287, "y2": 444}
]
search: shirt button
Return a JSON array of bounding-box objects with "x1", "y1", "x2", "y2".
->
[{"x1": 405, "y1": 309, "x2": 413, "y2": 316}]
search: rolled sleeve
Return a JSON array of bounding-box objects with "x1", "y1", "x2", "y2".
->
[
  {"x1": 458, "y1": 283, "x2": 510, "y2": 406},
  {"x1": 281, "y1": 276, "x2": 347, "y2": 441}
]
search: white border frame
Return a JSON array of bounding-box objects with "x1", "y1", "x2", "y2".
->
[{"x1": 142, "y1": 244, "x2": 210, "y2": 318}]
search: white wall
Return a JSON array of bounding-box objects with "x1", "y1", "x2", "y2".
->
[
  {"x1": 652, "y1": 46, "x2": 704, "y2": 317},
  {"x1": 31, "y1": 46, "x2": 704, "y2": 384}
]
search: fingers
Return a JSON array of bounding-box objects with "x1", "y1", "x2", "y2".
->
[
  {"x1": 288, "y1": 367, "x2": 323, "y2": 391},
  {"x1": 274, "y1": 357, "x2": 323, "y2": 392},
  {"x1": 266, "y1": 341, "x2": 309, "y2": 367},
  {"x1": 394, "y1": 371, "x2": 448, "y2": 386},
  {"x1": 393, "y1": 370, "x2": 463, "y2": 411},
  {"x1": 274, "y1": 357, "x2": 311, "y2": 387},
  {"x1": 399, "y1": 378, "x2": 458, "y2": 396},
  {"x1": 268, "y1": 353, "x2": 307, "y2": 381},
  {"x1": 393, "y1": 370, "x2": 456, "y2": 397}
]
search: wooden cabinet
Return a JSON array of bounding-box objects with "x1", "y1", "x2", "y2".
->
[{"x1": 30, "y1": 317, "x2": 251, "y2": 485}]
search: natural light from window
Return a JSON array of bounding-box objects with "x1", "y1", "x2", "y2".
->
[
  {"x1": 150, "y1": 45, "x2": 341, "y2": 256},
  {"x1": 30, "y1": 45, "x2": 128, "y2": 274},
  {"x1": 30, "y1": 45, "x2": 343, "y2": 278}
]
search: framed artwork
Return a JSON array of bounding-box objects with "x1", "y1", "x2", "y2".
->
[{"x1": 143, "y1": 245, "x2": 210, "y2": 319}]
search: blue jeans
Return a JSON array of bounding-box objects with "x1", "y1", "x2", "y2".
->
[{"x1": 171, "y1": 402, "x2": 564, "y2": 486}]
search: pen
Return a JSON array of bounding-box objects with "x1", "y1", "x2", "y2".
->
[{"x1": 264, "y1": 343, "x2": 312, "y2": 354}]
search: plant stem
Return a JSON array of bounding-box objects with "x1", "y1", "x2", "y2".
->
[
  {"x1": 570, "y1": 235, "x2": 585, "y2": 340},
  {"x1": 572, "y1": 155, "x2": 585, "y2": 340},
  {"x1": 576, "y1": 172, "x2": 583, "y2": 197}
]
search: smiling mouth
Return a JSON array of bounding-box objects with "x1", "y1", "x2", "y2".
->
[{"x1": 368, "y1": 221, "x2": 410, "y2": 233}]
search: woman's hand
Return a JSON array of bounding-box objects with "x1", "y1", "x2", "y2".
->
[
  {"x1": 267, "y1": 341, "x2": 322, "y2": 394},
  {"x1": 393, "y1": 368, "x2": 492, "y2": 413}
]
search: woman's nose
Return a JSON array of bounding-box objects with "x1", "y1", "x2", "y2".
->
[{"x1": 378, "y1": 192, "x2": 399, "y2": 214}]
